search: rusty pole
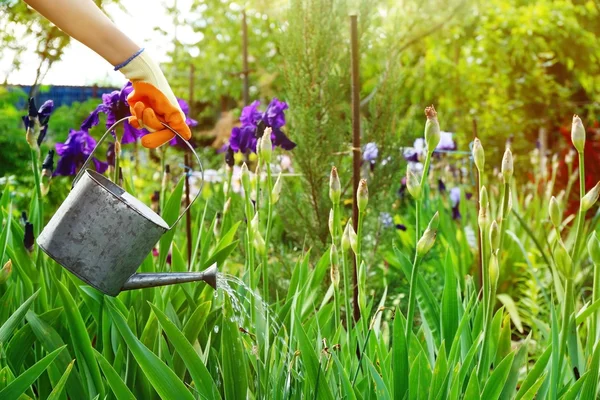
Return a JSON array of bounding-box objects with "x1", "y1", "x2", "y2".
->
[
  {"x1": 350, "y1": 15, "x2": 361, "y2": 323},
  {"x1": 242, "y1": 10, "x2": 250, "y2": 106},
  {"x1": 185, "y1": 64, "x2": 194, "y2": 267}
]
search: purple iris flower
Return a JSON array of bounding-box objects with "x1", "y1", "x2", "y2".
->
[
  {"x1": 450, "y1": 187, "x2": 461, "y2": 220},
  {"x1": 81, "y1": 82, "x2": 146, "y2": 144},
  {"x1": 363, "y1": 142, "x2": 379, "y2": 164},
  {"x1": 22, "y1": 98, "x2": 54, "y2": 145},
  {"x1": 54, "y1": 129, "x2": 108, "y2": 176},
  {"x1": 229, "y1": 98, "x2": 295, "y2": 154},
  {"x1": 437, "y1": 132, "x2": 456, "y2": 151}
]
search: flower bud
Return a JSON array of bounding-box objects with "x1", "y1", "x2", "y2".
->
[
  {"x1": 348, "y1": 222, "x2": 358, "y2": 254},
  {"x1": 241, "y1": 162, "x2": 251, "y2": 194},
  {"x1": 581, "y1": 182, "x2": 600, "y2": 212},
  {"x1": 271, "y1": 172, "x2": 282, "y2": 204},
  {"x1": 253, "y1": 232, "x2": 266, "y2": 255},
  {"x1": 549, "y1": 196, "x2": 561, "y2": 228},
  {"x1": 588, "y1": 232, "x2": 600, "y2": 265},
  {"x1": 480, "y1": 186, "x2": 488, "y2": 207},
  {"x1": 406, "y1": 167, "x2": 421, "y2": 200},
  {"x1": 328, "y1": 209, "x2": 334, "y2": 238},
  {"x1": 554, "y1": 241, "x2": 572, "y2": 279},
  {"x1": 424, "y1": 105, "x2": 440, "y2": 152},
  {"x1": 0, "y1": 260, "x2": 12, "y2": 284},
  {"x1": 342, "y1": 219, "x2": 353, "y2": 251},
  {"x1": 489, "y1": 251, "x2": 499, "y2": 286},
  {"x1": 489, "y1": 220, "x2": 500, "y2": 251},
  {"x1": 571, "y1": 114, "x2": 586, "y2": 153},
  {"x1": 41, "y1": 150, "x2": 55, "y2": 178},
  {"x1": 223, "y1": 197, "x2": 232, "y2": 215},
  {"x1": 251, "y1": 213, "x2": 260, "y2": 234},
  {"x1": 416, "y1": 212, "x2": 439, "y2": 257},
  {"x1": 115, "y1": 140, "x2": 122, "y2": 157},
  {"x1": 329, "y1": 166, "x2": 341, "y2": 205},
  {"x1": 472, "y1": 138, "x2": 485, "y2": 173},
  {"x1": 357, "y1": 179, "x2": 368, "y2": 212},
  {"x1": 501, "y1": 148, "x2": 513, "y2": 183},
  {"x1": 260, "y1": 127, "x2": 273, "y2": 163},
  {"x1": 330, "y1": 244, "x2": 340, "y2": 287},
  {"x1": 214, "y1": 212, "x2": 222, "y2": 237}
]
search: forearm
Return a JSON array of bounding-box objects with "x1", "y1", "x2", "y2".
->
[{"x1": 23, "y1": 0, "x2": 139, "y2": 66}]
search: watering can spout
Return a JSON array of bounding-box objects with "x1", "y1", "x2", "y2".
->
[{"x1": 121, "y1": 263, "x2": 218, "y2": 291}]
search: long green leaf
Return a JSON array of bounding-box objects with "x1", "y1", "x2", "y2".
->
[
  {"x1": 222, "y1": 297, "x2": 249, "y2": 400},
  {"x1": 0, "y1": 346, "x2": 65, "y2": 399},
  {"x1": 516, "y1": 345, "x2": 551, "y2": 400},
  {"x1": 580, "y1": 343, "x2": 600, "y2": 399},
  {"x1": 0, "y1": 289, "x2": 39, "y2": 344},
  {"x1": 149, "y1": 303, "x2": 221, "y2": 399},
  {"x1": 47, "y1": 360, "x2": 75, "y2": 400},
  {"x1": 159, "y1": 178, "x2": 185, "y2": 269},
  {"x1": 93, "y1": 349, "x2": 136, "y2": 400},
  {"x1": 55, "y1": 279, "x2": 104, "y2": 398},
  {"x1": 393, "y1": 308, "x2": 409, "y2": 400},
  {"x1": 481, "y1": 352, "x2": 515, "y2": 400},
  {"x1": 106, "y1": 299, "x2": 194, "y2": 400}
]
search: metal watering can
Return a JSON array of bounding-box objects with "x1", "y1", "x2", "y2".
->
[{"x1": 37, "y1": 118, "x2": 217, "y2": 296}]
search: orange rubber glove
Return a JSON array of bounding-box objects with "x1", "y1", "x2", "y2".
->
[
  {"x1": 127, "y1": 82, "x2": 192, "y2": 148},
  {"x1": 119, "y1": 50, "x2": 191, "y2": 148}
]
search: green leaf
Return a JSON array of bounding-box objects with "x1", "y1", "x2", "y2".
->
[
  {"x1": 441, "y1": 249, "x2": 459, "y2": 353},
  {"x1": 174, "y1": 300, "x2": 212, "y2": 376},
  {"x1": 93, "y1": 349, "x2": 136, "y2": 400},
  {"x1": 518, "y1": 372, "x2": 547, "y2": 400},
  {"x1": 0, "y1": 289, "x2": 39, "y2": 344},
  {"x1": 294, "y1": 314, "x2": 333, "y2": 400},
  {"x1": 464, "y1": 371, "x2": 481, "y2": 400},
  {"x1": 580, "y1": 343, "x2": 600, "y2": 399},
  {"x1": 366, "y1": 355, "x2": 391, "y2": 400},
  {"x1": 159, "y1": 178, "x2": 185, "y2": 269},
  {"x1": 515, "y1": 345, "x2": 551, "y2": 400},
  {"x1": 149, "y1": 303, "x2": 221, "y2": 399},
  {"x1": 0, "y1": 346, "x2": 66, "y2": 400},
  {"x1": 500, "y1": 335, "x2": 530, "y2": 400},
  {"x1": 481, "y1": 352, "x2": 515, "y2": 400},
  {"x1": 55, "y1": 279, "x2": 104, "y2": 398},
  {"x1": 392, "y1": 308, "x2": 409, "y2": 400},
  {"x1": 222, "y1": 297, "x2": 249, "y2": 400},
  {"x1": 496, "y1": 294, "x2": 523, "y2": 333},
  {"x1": 559, "y1": 371, "x2": 587, "y2": 400},
  {"x1": 575, "y1": 298, "x2": 600, "y2": 325},
  {"x1": 106, "y1": 299, "x2": 194, "y2": 400},
  {"x1": 47, "y1": 360, "x2": 74, "y2": 400},
  {"x1": 26, "y1": 310, "x2": 87, "y2": 400}
]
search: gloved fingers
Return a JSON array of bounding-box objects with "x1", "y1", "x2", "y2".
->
[
  {"x1": 128, "y1": 116, "x2": 141, "y2": 129},
  {"x1": 141, "y1": 107, "x2": 165, "y2": 131},
  {"x1": 141, "y1": 129, "x2": 175, "y2": 148}
]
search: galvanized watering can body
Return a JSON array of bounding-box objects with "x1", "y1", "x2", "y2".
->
[{"x1": 38, "y1": 118, "x2": 216, "y2": 296}]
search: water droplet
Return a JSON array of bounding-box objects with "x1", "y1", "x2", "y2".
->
[{"x1": 214, "y1": 325, "x2": 219, "y2": 333}]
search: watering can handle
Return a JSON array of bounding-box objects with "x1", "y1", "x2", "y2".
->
[{"x1": 72, "y1": 116, "x2": 204, "y2": 230}]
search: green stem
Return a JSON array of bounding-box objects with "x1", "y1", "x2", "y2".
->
[
  {"x1": 498, "y1": 182, "x2": 510, "y2": 255},
  {"x1": 341, "y1": 247, "x2": 352, "y2": 336},
  {"x1": 571, "y1": 153, "x2": 586, "y2": 264},
  {"x1": 113, "y1": 139, "x2": 120, "y2": 185},
  {"x1": 479, "y1": 268, "x2": 498, "y2": 380},
  {"x1": 589, "y1": 262, "x2": 600, "y2": 355},
  {"x1": 333, "y1": 285, "x2": 340, "y2": 330},
  {"x1": 160, "y1": 147, "x2": 167, "y2": 215},
  {"x1": 559, "y1": 278, "x2": 574, "y2": 372},
  {"x1": 405, "y1": 150, "x2": 433, "y2": 345},
  {"x1": 263, "y1": 163, "x2": 273, "y2": 302},
  {"x1": 405, "y1": 253, "x2": 421, "y2": 343}
]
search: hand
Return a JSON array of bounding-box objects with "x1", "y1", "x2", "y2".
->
[
  {"x1": 119, "y1": 50, "x2": 191, "y2": 148},
  {"x1": 127, "y1": 82, "x2": 192, "y2": 148}
]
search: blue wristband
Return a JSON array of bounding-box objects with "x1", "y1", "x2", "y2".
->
[{"x1": 114, "y1": 48, "x2": 145, "y2": 71}]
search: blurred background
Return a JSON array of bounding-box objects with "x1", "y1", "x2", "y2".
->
[{"x1": 1, "y1": 0, "x2": 599, "y2": 249}]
